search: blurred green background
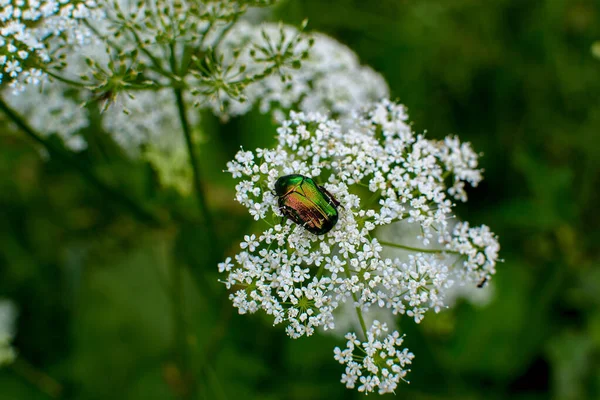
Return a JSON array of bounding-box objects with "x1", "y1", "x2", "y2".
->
[{"x1": 1, "y1": 0, "x2": 600, "y2": 399}]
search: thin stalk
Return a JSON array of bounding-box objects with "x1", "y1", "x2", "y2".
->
[
  {"x1": 169, "y1": 258, "x2": 195, "y2": 399},
  {"x1": 84, "y1": 20, "x2": 123, "y2": 54},
  {"x1": 173, "y1": 88, "x2": 215, "y2": 233},
  {"x1": 170, "y1": 43, "x2": 219, "y2": 399},
  {"x1": 171, "y1": 40, "x2": 220, "y2": 255},
  {"x1": 127, "y1": 24, "x2": 181, "y2": 84},
  {"x1": 205, "y1": 363, "x2": 228, "y2": 400},
  {"x1": 196, "y1": 298, "x2": 233, "y2": 386},
  {"x1": 378, "y1": 240, "x2": 460, "y2": 255},
  {"x1": 211, "y1": 19, "x2": 237, "y2": 50},
  {"x1": 43, "y1": 70, "x2": 88, "y2": 88},
  {"x1": 12, "y1": 359, "x2": 63, "y2": 398},
  {"x1": 343, "y1": 264, "x2": 368, "y2": 338},
  {"x1": 0, "y1": 98, "x2": 163, "y2": 227},
  {"x1": 315, "y1": 261, "x2": 326, "y2": 279}
]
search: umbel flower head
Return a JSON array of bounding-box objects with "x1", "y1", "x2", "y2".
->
[
  {"x1": 0, "y1": 0, "x2": 102, "y2": 91},
  {"x1": 2, "y1": 3, "x2": 388, "y2": 194},
  {"x1": 213, "y1": 20, "x2": 389, "y2": 120},
  {"x1": 220, "y1": 99, "x2": 500, "y2": 394}
]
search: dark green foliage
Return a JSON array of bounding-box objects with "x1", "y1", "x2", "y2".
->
[{"x1": 1, "y1": 1, "x2": 599, "y2": 399}]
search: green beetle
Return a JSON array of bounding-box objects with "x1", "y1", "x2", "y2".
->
[{"x1": 274, "y1": 174, "x2": 340, "y2": 235}]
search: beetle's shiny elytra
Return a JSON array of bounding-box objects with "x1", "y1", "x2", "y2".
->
[{"x1": 274, "y1": 174, "x2": 340, "y2": 235}]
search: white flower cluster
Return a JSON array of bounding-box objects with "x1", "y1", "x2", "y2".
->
[
  {"x1": 103, "y1": 0, "x2": 277, "y2": 47},
  {"x1": 2, "y1": 0, "x2": 385, "y2": 195},
  {"x1": 0, "y1": 0, "x2": 101, "y2": 91},
  {"x1": 378, "y1": 219, "x2": 496, "y2": 312},
  {"x1": 2, "y1": 79, "x2": 89, "y2": 150},
  {"x1": 0, "y1": 299, "x2": 17, "y2": 366},
  {"x1": 221, "y1": 99, "x2": 500, "y2": 392},
  {"x1": 214, "y1": 21, "x2": 389, "y2": 120},
  {"x1": 448, "y1": 222, "x2": 500, "y2": 285},
  {"x1": 334, "y1": 320, "x2": 414, "y2": 394},
  {"x1": 436, "y1": 136, "x2": 482, "y2": 202}
]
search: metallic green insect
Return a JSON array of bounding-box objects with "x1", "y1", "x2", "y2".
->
[{"x1": 274, "y1": 174, "x2": 340, "y2": 235}]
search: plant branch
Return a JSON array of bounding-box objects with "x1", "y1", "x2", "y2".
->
[
  {"x1": 378, "y1": 240, "x2": 460, "y2": 255},
  {"x1": 0, "y1": 98, "x2": 163, "y2": 227},
  {"x1": 173, "y1": 88, "x2": 217, "y2": 239},
  {"x1": 43, "y1": 70, "x2": 88, "y2": 88},
  {"x1": 343, "y1": 264, "x2": 368, "y2": 338},
  {"x1": 169, "y1": 257, "x2": 195, "y2": 399},
  {"x1": 12, "y1": 359, "x2": 63, "y2": 398}
]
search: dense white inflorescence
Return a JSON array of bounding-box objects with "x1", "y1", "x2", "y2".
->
[
  {"x1": 334, "y1": 321, "x2": 414, "y2": 394},
  {"x1": 378, "y1": 219, "x2": 496, "y2": 311},
  {"x1": 0, "y1": 299, "x2": 17, "y2": 366},
  {"x1": 214, "y1": 21, "x2": 389, "y2": 119},
  {"x1": 1, "y1": 1, "x2": 501, "y2": 393},
  {"x1": 221, "y1": 99, "x2": 500, "y2": 394},
  {"x1": 2, "y1": 79, "x2": 89, "y2": 150},
  {"x1": 2, "y1": 6, "x2": 387, "y2": 194},
  {"x1": 0, "y1": 0, "x2": 102, "y2": 91}
]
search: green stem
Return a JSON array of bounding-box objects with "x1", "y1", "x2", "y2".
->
[
  {"x1": 211, "y1": 19, "x2": 237, "y2": 50},
  {"x1": 84, "y1": 19, "x2": 123, "y2": 54},
  {"x1": 342, "y1": 264, "x2": 368, "y2": 338},
  {"x1": 0, "y1": 98, "x2": 163, "y2": 227},
  {"x1": 170, "y1": 257, "x2": 195, "y2": 399},
  {"x1": 44, "y1": 70, "x2": 88, "y2": 88},
  {"x1": 354, "y1": 302, "x2": 368, "y2": 338},
  {"x1": 173, "y1": 88, "x2": 216, "y2": 238},
  {"x1": 315, "y1": 262, "x2": 326, "y2": 279},
  {"x1": 378, "y1": 240, "x2": 459, "y2": 255},
  {"x1": 12, "y1": 358, "x2": 63, "y2": 398},
  {"x1": 128, "y1": 24, "x2": 181, "y2": 84}
]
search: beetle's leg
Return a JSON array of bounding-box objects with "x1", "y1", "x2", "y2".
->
[
  {"x1": 277, "y1": 204, "x2": 287, "y2": 224},
  {"x1": 280, "y1": 204, "x2": 304, "y2": 226}
]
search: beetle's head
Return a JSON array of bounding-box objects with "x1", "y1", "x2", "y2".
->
[{"x1": 274, "y1": 176, "x2": 288, "y2": 196}]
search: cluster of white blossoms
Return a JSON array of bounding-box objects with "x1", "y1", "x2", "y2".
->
[
  {"x1": 214, "y1": 21, "x2": 389, "y2": 120},
  {"x1": 2, "y1": 3, "x2": 388, "y2": 195},
  {"x1": 0, "y1": 299, "x2": 17, "y2": 366},
  {"x1": 0, "y1": 0, "x2": 101, "y2": 91},
  {"x1": 2, "y1": 79, "x2": 89, "y2": 150},
  {"x1": 334, "y1": 321, "x2": 414, "y2": 394},
  {"x1": 221, "y1": 99, "x2": 500, "y2": 393}
]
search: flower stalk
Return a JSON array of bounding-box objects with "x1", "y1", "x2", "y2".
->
[
  {"x1": 0, "y1": 98, "x2": 163, "y2": 227},
  {"x1": 378, "y1": 240, "x2": 460, "y2": 255}
]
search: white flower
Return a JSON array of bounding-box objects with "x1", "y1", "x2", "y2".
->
[
  {"x1": 436, "y1": 136, "x2": 483, "y2": 202},
  {"x1": 379, "y1": 219, "x2": 498, "y2": 310},
  {"x1": 0, "y1": 299, "x2": 17, "y2": 366},
  {"x1": 2, "y1": 78, "x2": 89, "y2": 151},
  {"x1": 214, "y1": 21, "x2": 389, "y2": 119},
  {"x1": 333, "y1": 321, "x2": 414, "y2": 394},
  {"x1": 447, "y1": 222, "x2": 500, "y2": 285},
  {"x1": 220, "y1": 99, "x2": 500, "y2": 392},
  {"x1": 0, "y1": 0, "x2": 102, "y2": 90}
]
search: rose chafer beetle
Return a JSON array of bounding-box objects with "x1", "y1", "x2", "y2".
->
[{"x1": 274, "y1": 174, "x2": 340, "y2": 235}]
